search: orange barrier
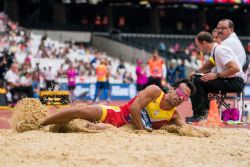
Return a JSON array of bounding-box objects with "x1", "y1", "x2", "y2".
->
[
  {"x1": 205, "y1": 99, "x2": 222, "y2": 127},
  {"x1": 192, "y1": 99, "x2": 223, "y2": 127}
]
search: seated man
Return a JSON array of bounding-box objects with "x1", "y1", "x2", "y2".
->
[
  {"x1": 5, "y1": 63, "x2": 34, "y2": 103},
  {"x1": 186, "y1": 31, "x2": 245, "y2": 123},
  {"x1": 41, "y1": 79, "x2": 198, "y2": 132},
  {"x1": 217, "y1": 19, "x2": 246, "y2": 67}
]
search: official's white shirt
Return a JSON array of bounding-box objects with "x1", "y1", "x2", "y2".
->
[
  {"x1": 221, "y1": 32, "x2": 246, "y2": 67},
  {"x1": 210, "y1": 43, "x2": 244, "y2": 79},
  {"x1": 5, "y1": 70, "x2": 20, "y2": 84}
]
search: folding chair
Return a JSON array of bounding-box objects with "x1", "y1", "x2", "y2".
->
[{"x1": 210, "y1": 90, "x2": 244, "y2": 122}]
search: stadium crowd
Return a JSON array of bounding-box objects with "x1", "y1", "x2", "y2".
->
[
  {"x1": 1, "y1": 12, "x2": 250, "y2": 106},
  {"x1": 0, "y1": 12, "x2": 190, "y2": 104}
]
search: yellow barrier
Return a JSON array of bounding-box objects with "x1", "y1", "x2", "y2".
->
[
  {"x1": 39, "y1": 91, "x2": 70, "y2": 105},
  {"x1": 0, "y1": 88, "x2": 6, "y2": 94}
]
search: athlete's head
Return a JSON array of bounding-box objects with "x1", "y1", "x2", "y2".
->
[{"x1": 166, "y1": 79, "x2": 196, "y2": 106}]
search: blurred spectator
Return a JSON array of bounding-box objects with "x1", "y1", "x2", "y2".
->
[
  {"x1": 247, "y1": 42, "x2": 250, "y2": 54},
  {"x1": 43, "y1": 66, "x2": 58, "y2": 91},
  {"x1": 5, "y1": 63, "x2": 33, "y2": 103},
  {"x1": 212, "y1": 28, "x2": 221, "y2": 44},
  {"x1": 175, "y1": 59, "x2": 186, "y2": 81},
  {"x1": 58, "y1": 64, "x2": 65, "y2": 76},
  {"x1": 211, "y1": 28, "x2": 221, "y2": 73},
  {"x1": 202, "y1": 22, "x2": 210, "y2": 32},
  {"x1": 117, "y1": 59, "x2": 127, "y2": 80},
  {"x1": 94, "y1": 15, "x2": 101, "y2": 26},
  {"x1": 169, "y1": 43, "x2": 180, "y2": 54},
  {"x1": 118, "y1": 16, "x2": 126, "y2": 32},
  {"x1": 123, "y1": 71, "x2": 134, "y2": 84},
  {"x1": 176, "y1": 21, "x2": 183, "y2": 34},
  {"x1": 0, "y1": 52, "x2": 7, "y2": 87},
  {"x1": 146, "y1": 50, "x2": 166, "y2": 89},
  {"x1": 117, "y1": 59, "x2": 126, "y2": 74},
  {"x1": 4, "y1": 51, "x2": 14, "y2": 69},
  {"x1": 20, "y1": 72, "x2": 33, "y2": 86},
  {"x1": 104, "y1": 59, "x2": 111, "y2": 103},
  {"x1": 135, "y1": 59, "x2": 147, "y2": 92},
  {"x1": 158, "y1": 42, "x2": 166, "y2": 57},
  {"x1": 167, "y1": 62, "x2": 176, "y2": 86},
  {"x1": 66, "y1": 62, "x2": 77, "y2": 102},
  {"x1": 246, "y1": 58, "x2": 250, "y2": 84},
  {"x1": 191, "y1": 22, "x2": 197, "y2": 34},
  {"x1": 102, "y1": 16, "x2": 109, "y2": 31},
  {"x1": 93, "y1": 59, "x2": 108, "y2": 103},
  {"x1": 32, "y1": 71, "x2": 40, "y2": 98},
  {"x1": 159, "y1": 42, "x2": 166, "y2": 52},
  {"x1": 80, "y1": 16, "x2": 88, "y2": 26}
]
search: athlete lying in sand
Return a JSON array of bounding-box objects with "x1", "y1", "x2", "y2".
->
[{"x1": 37, "y1": 79, "x2": 209, "y2": 137}]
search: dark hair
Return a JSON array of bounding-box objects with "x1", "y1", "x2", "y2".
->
[
  {"x1": 196, "y1": 31, "x2": 214, "y2": 44},
  {"x1": 220, "y1": 19, "x2": 234, "y2": 29},
  {"x1": 152, "y1": 49, "x2": 159, "y2": 54},
  {"x1": 172, "y1": 79, "x2": 196, "y2": 96}
]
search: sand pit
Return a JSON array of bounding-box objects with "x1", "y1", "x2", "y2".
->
[
  {"x1": 0, "y1": 126, "x2": 250, "y2": 167},
  {"x1": 10, "y1": 98, "x2": 209, "y2": 136},
  {"x1": 2, "y1": 98, "x2": 249, "y2": 166}
]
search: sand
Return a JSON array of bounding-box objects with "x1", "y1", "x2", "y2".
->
[
  {"x1": 10, "y1": 98, "x2": 211, "y2": 137},
  {"x1": 0, "y1": 126, "x2": 250, "y2": 167},
  {"x1": 11, "y1": 98, "x2": 48, "y2": 132},
  {"x1": 1, "y1": 98, "x2": 249, "y2": 167}
]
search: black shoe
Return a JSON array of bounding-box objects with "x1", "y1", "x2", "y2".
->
[{"x1": 186, "y1": 115, "x2": 207, "y2": 124}]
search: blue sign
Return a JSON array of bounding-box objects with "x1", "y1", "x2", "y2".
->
[{"x1": 60, "y1": 83, "x2": 137, "y2": 100}]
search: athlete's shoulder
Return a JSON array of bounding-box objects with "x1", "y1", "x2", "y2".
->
[
  {"x1": 144, "y1": 85, "x2": 162, "y2": 97},
  {"x1": 146, "y1": 84, "x2": 161, "y2": 91}
]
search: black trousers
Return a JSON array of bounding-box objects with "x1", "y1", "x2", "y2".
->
[
  {"x1": 147, "y1": 76, "x2": 162, "y2": 89},
  {"x1": 0, "y1": 79, "x2": 5, "y2": 87},
  {"x1": 191, "y1": 76, "x2": 245, "y2": 117},
  {"x1": 136, "y1": 83, "x2": 147, "y2": 92},
  {"x1": 10, "y1": 86, "x2": 34, "y2": 102},
  {"x1": 45, "y1": 80, "x2": 56, "y2": 91}
]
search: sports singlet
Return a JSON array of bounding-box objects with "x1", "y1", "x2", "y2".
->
[{"x1": 143, "y1": 92, "x2": 176, "y2": 129}]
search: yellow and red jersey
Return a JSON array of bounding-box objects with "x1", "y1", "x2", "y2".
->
[{"x1": 99, "y1": 91, "x2": 176, "y2": 129}]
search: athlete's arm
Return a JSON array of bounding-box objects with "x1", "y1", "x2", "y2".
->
[
  {"x1": 171, "y1": 110, "x2": 187, "y2": 127},
  {"x1": 172, "y1": 111, "x2": 210, "y2": 137},
  {"x1": 129, "y1": 85, "x2": 161, "y2": 130}
]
